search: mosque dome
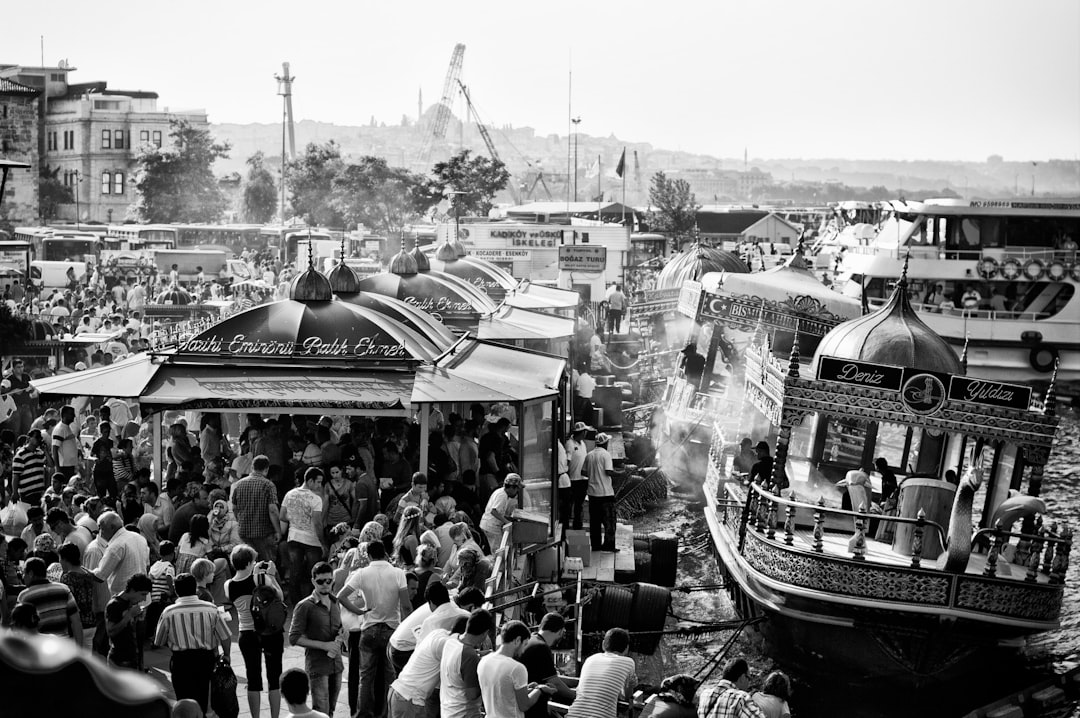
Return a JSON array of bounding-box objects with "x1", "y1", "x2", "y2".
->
[
  {"x1": 389, "y1": 249, "x2": 418, "y2": 276},
  {"x1": 326, "y1": 261, "x2": 362, "y2": 294},
  {"x1": 654, "y1": 242, "x2": 749, "y2": 291},
  {"x1": 812, "y1": 267, "x2": 962, "y2": 375},
  {"x1": 289, "y1": 266, "x2": 333, "y2": 302}
]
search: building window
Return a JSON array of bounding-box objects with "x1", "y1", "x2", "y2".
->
[
  {"x1": 50, "y1": 73, "x2": 63, "y2": 82},
  {"x1": 101, "y1": 129, "x2": 111, "y2": 149},
  {"x1": 113, "y1": 172, "x2": 124, "y2": 195},
  {"x1": 101, "y1": 171, "x2": 111, "y2": 195},
  {"x1": 1, "y1": 105, "x2": 6, "y2": 118},
  {"x1": 114, "y1": 130, "x2": 125, "y2": 149},
  {"x1": 152, "y1": 130, "x2": 162, "y2": 148},
  {"x1": 140, "y1": 130, "x2": 150, "y2": 143}
]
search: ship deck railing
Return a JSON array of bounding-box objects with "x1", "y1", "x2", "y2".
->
[
  {"x1": 866, "y1": 296, "x2": 1058, "y2": 322},
  {"x1": 840, "y1": 245, "x2": 1078, "y2": 263}
]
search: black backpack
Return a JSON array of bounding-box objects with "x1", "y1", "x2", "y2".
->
[{"x1": 250, "y1": 579, "x2": 286, "y2": 635}]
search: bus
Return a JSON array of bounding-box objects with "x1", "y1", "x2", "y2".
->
[
  {"x1": 175, "y1": 224, "x2": 264, "y2": 256},
  {"x1": 283, "y1": 230, "x2": 337, "y2": 268},
  {"x1": 107, "y1": 224, "x2": 179, "y2": 249},
  {"x1": 0, "y1": 240, "x2": 32, "y2": 281},
  {"x1": 39, "y1": 236, "x2": 101, "y2": 263}
]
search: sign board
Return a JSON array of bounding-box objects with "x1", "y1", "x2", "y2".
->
[
  {"x1": 676, "y1": 281, "x2": 703, "y2": 318},
  {"x1": 700, "y1": 294, "x2": 836, "y2": 337},
  {"x1": 179, "y1": 332, "x2": 409, "y2": 360},
  {"x1": 558, "y1": 245, "x2": 607, "y2": 272},
  {"x1": 948, "y1": 376, "x2": 1032, "y2": 411},
  {"x1": 471, "y1": 249, "x2": 531, "y2": 261},
  {"x1": 816, "y1": 356, "x2": 905, "y2": 391}
]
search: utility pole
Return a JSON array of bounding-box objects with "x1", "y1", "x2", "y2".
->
[
  {"x1": 275, "y1": 63, "x2": 296, "y2": 226},
  {"x1": 73, "y1": 169, "x2": 80, "y2": 229},
  {"x1": 572, "y1": 116, "x2": 581, "y2": 202}
]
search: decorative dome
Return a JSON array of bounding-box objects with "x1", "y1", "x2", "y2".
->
[
  {"x1": 450, "y1": 236, "x2": 468, "y2": 257},
  {"x1": 326, "y1": 262, "x2": 362, "y2": 294},
  {"x1": 812, "y1": 265, "x2": 962, "y2": 375},
  {"x1": 156, "y1": 286, "x2": 192, "y2": 306},
  {"x1": 390, "y1": 249, "x2": 418, "y2": 276},
  {"x1": 289, "y1": 266, "x2": 333, "y2": 302},
  {"x1": 427, "y1": 255, "x2": 518, "y2": 302},
  {"x1": 410, "y1": 246, "x2": 431, "y2": 272},
  {"x1": 655, "y1": 242, "x2": 748, "y2": 291},
  {"x1": 29, "y1": 319, "x2": 56, "y2": 340},
  {"x1": 435, "y1": 241, "x2": 459, "y2": 262}
]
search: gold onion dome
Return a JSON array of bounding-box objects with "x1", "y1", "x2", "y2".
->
[
  {"x1": 811, "y1": 259, "x2": 962, "y2": 374},
  {"x1": 654, "y1": 241, "x2": 749, "y2": 291},
  {"x1": 450, "y1": 236, "x2": 468, "y2": 258},
  {"x1": 389, "y1": 248, "x2": 419, "y2": 276},
  {"x1": 289, "y1": 266, "x2": 333, "y2": 302},
  {"x1": 435, "y1": 241, "x2": 459, "y2": 262},
  {"x1": 410, "y1": 246, "x2": 431, "y2": 272},
  {"x1": 326, "y1": 261, "x2": 362, "y2": 294}
]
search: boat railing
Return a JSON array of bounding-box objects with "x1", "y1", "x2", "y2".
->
[
  {"x1": 971, "y1": 525, "x2": 1073, "y2": 583},
  {"x1": 839, "y1": 245, "x2": 1077, "y2": 263},
  {"x1": 867, "y1": 297, "x2": 1055, "y2": 322}
]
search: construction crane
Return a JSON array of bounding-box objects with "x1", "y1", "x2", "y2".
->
[
  {"x1": 457, "y1": 80, "x2": 552, "y2": 204},
  {"x1": 417, "y1": 44, "x2": 465, "y2": 165}
]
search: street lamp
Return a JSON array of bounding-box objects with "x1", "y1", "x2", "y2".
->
[
  {"x1": 571, "y1": 116, "x2": 581, "y2": 202},
  {"x1": 73, "y1": 169, "x2": 81, "y2": 229},
  {"x1": 445, "y1": 188, "x2": 465, "y2": 245}
]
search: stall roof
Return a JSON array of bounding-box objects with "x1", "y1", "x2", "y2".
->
[
  {"x1": 31, "y1": 352, "x2": 161, "y2": 398},
  {"x1": 412, "y1": 338, "x2": 565, "y2": 404},
  {"x1": 504, "y1": 280, "x2": 580, "y2": 311},
  {"x1": 477, "y1": 306, "x2": 575, "y2": 341},
  {"x1": 139, "y1": 365, "x2": 413, "y2": 415}
]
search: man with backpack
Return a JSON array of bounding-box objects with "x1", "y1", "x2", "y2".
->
[{"x1": 226, "y1": 544, "x2": 287, "y2": 718}]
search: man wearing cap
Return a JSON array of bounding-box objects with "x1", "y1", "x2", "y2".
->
[
  {"x1": 748, "y1": 442, "x2": 774, "y2": 486},
  {"x1": 565, "y1": 423, "x2": 590, "y2": 531},
  {"x1": 51, "y1": 405, "x2": 81, "y2": 481},
  {"x1": 479, "y1": 473, "x2": 522, "y2": 554},
  {"x1": 584, "y1": 433, "x2": 617, "y2": 552}
]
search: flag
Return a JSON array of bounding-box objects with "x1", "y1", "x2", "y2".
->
[{"x1": 615, "y1": 148, "x2": 626, "y2": 178}]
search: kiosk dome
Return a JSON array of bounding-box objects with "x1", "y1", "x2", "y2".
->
[{"x1": 655, "y1": 242, "x2": 748, "y2": 291}]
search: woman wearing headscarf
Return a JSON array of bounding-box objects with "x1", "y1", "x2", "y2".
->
[
  {"x1": 646, "y1": 674, "x2": 699, "y2": 718},
  {"x1": 445, "y1": 546, "x2": 492, "y2": 593}
]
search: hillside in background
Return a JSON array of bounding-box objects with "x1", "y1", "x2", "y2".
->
[{"x1": 210, "y1": 117, "x2": 1080, "y2": 205}]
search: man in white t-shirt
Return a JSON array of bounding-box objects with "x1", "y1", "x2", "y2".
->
[
  {"x1": 280, "y1": 467, "x2": 327, "y2": 605},
  {"x1": 387, "y1": 581, "x2": 449, "y2": 674},
  {"x1": 478, "y1": 620, "x2": 551, "y2": 718},
  {"x1": 416, "y1": 586, "x2": 483, "y2": 644},
  {"x1": 337, "y1": 540, "x2": 411, "y2": 718},
  {"x1": 440, "y1": 609, "x2": 492, "y2": 718},
  {"x1": 564, "y1": 422, "x2": 590, "y2": 531},
  {"x1": 584, "y1": 433, "x2": 616, "y2": 552},
  {"x1": 51, "y1": 405, "x2": 81, "y2": 480},
  {"x1": 387, "y1": 617, "x2": 465, "y2": 718},
  {"x1": 479, "y1": 473, "x2": 522, "y2": 554}
]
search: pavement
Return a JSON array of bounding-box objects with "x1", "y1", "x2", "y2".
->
[{"x1": 140, "y1": 607, "x2": 353, "y2": 718}]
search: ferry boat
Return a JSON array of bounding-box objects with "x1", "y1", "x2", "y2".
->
[
  {"x1": 818, "y1": 198, "x2": 1080, "y2": 385},
  {"x1": 701, "y1": 264, "x2": 1072, "y2": 687}
]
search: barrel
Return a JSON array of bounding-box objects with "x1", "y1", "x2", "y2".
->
[
  {"x1": 628, "y1": 582, "x2": 671, "y2": 655},
  {"x1": 600, "y1": 585, "x2": 634, "y2": 630},
  {"x1": 891, "y1": 478, "x2": 956, "y2": 560}
]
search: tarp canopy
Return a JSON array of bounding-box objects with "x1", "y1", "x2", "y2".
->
[
  {"x1": 477, "y1": 305, "x2": 575, "y2": 341},
  {"x1": 31, "y1": 352, "x2": 161, "y2": 399},
  {"x1": 426, "y1": 256, "x2": 518, "y2": 302},
  {"x1": 503, "y1": 280, "x2": 580, "y2": 313},
  {"x1": 139, "y1": 365, "x2": 413, "y2": 415},
  {"x1": 412, "y1": 337, "x2": 565, "y2": 405},
  {"x1": 356, "y1": 270, "x2": 497, "y2": 329}
]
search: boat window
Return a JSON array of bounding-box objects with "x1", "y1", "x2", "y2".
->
[
  {"x1": 822, "y1": 417, "x2": 869, "y2": 466},
  {"x1": 518, "y1": 402, "x2": 554, "y2": 519},
  {"x1": 1003, "y1": 217, "x2": 1080, "y2": 248},
  {"x1": 875, "y1": 422, "x2": 920, "y2": 474}
]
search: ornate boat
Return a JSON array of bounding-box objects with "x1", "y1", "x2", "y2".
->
[{"x1": 701, "y1": 262, "x2": 1072, "y2": 686}]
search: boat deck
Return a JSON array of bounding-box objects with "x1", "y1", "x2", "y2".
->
[{"x1": 576, "y1": 523, "x2": 637, "y2": 582}]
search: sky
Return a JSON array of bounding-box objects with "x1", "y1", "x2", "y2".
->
[{"x1": 6, "y1": 0, "x2": 1080, "y2": 163}]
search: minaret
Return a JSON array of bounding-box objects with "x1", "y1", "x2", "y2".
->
[{"x1": 418, "y1": 86, "x2": 423, "y2": 124}]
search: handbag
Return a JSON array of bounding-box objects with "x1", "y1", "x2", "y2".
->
[
  {"x1": 210, "y1": 655, "x2": 240, "y2": 718},
  {"x1": 341, "y1": 604, "x2": 363, "y2": 633}
]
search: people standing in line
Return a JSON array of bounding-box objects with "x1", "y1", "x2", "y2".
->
[
  {"x1": 231, "y1": 454, "x2": 282, "y2": 562},
  {"x1": 479, "y1": 473, "x2": 522, "y2": 554},
  {"x1": 387, "y1": 580, "x2": 447, "y2": 675},
  {"x1": 105, "y1": 573, "x2": 152, "y2": 669},
  {"x1": 281, "y1": 467, "x2": 328, "y2": 606},
  {"x1": 750, "y1": 671, "x2": 792, "y2": 718},
  {"x1": 281, "y1": 667, "x2": 331, "y2": 718},
  {"x1": 565, "y1": 627, "x2": 637, "y2": 718},
  {"x1": 389, "y1": 614, "x2": 468, "y2": 718},
  {"x1": 478, "y1": 619, "x2": 553, "y2": 718},
  {"x1": 338, "y1": 539, "x2": 411, "y2": 718},
  {"x1": 154, "y1": 572, "x2": 233, "y2": 715},
  {"x1": 440, "y1": 608, "x2": 493, "y2": 718},
  {"x1": 17, "y1": 556, "x2": 83, "y2": 643},
  {"x1": 584, "y1": 433, "x2": 617, "y2": 552},
  {"x1": 226, "y1": 544, "x2": 286, "y2": 718},
  {"x1": 565, "y1": 422, "x2": 590, "y2": 531},
  {"x1": 697, "y1": 658, "x2": 766, "y2": 718},
  {"x1": 11, "y1": 429, "x2": 48, "y2": 506},
  {"x1": 516, "y1": 613, "x2": 578, "y2": 718},
  {"x1": 289, "y1": 561, "x2": 345, "y2": 717}
]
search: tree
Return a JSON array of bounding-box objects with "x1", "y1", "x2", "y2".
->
[
  {"x1": 0, "y1": 303, "x2": 34, "y2": 358},
  {"x1": 241, "y1": 152, "x2": 278, "y2": 223},
  {"x1": 647, "y1": 171, "x2": 700, "y2": 248},
  {"x1": 331, "y1": 156, "x2": 440, "y2": 239},
  {"x1": 132, "y1": 120, "x2": 230, "y2": 223},
  {"x1": 431, "y1": 150, "x2": 510, "y2": 217},
  {"x1": 38, "y1": 165, "x2": 73, "y2": 222},
  {"x1": 286, "y1": 141, "x2": 345, "y2": 227}
]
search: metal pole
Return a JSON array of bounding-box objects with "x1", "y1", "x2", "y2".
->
[
  {"x1": 572, "y1": 117, "x2": 581, "y2": 203},
  {"x1": 74, "y1": 170, "x2": 80, "y2": 229}
]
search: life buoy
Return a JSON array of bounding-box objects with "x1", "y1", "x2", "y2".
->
[
  {"x1": 1070, "y1": 262, "x2": 1080, "y2": 282},
  {"x1": 1023, "y1": 259, "x2": 1046, "y2": 281},
  {"x1": 977, "y1": 257, "x2": 999, "y2": 279},
  {"x1": 1029, "y1": 344, "x2": 1059, "y2": 373},
  {"x1": 1046, "y1": 261, "x2": 1067, "y2": 281},
  {"x1": 1001, "y1": 257, "x2": 1022, "y2": 280}
]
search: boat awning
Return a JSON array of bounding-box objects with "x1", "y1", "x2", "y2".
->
[
  {"x1": 31, "y1": 352, "x2": 161, "y2": 399},
  {"x1": 477, "y1": 306, "x2": 575, "y2": 341},
  {"x1": 412, "y1": 338, "x2": 565, "y2": 404},
  {"x1": 508, "y1": 281, "x2": 580, "y2": 310},
  {"x1": 139, "y1": 366, "x2": 413, "y2": 415}
]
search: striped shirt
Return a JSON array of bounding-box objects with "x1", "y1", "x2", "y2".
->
[
  {"x1": 18, "y1": 580, "x2": 78, "y2": 637},
  {"x1": 149, "y1": 559, "x2": 175, "y2": 603},
  {"x1": 154, "y1": 595, "x2": 231, "y2": 651},
  {"x1": 12, "y1": 445, "x2": 47, "y2": 498},
  {"x1": 565, "y1": 652, "x2": 637, "y2": 718}
]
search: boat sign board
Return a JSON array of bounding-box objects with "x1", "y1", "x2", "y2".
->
[
  {"x1": 948, "y1": 376, "x2": 1032, "y2": 411},
  {"x1": 558, "y1": 245, "x2": 607, "y2": 271},
  {"x1": 702, "y1": 294, "x2": 836, "y2": 337},
  {"x1": 817, "y1": 356, "x2": 905, "y2": 391},
  {"x1": 676, "y1": 281, "x2": 703, "y2": 318}
]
